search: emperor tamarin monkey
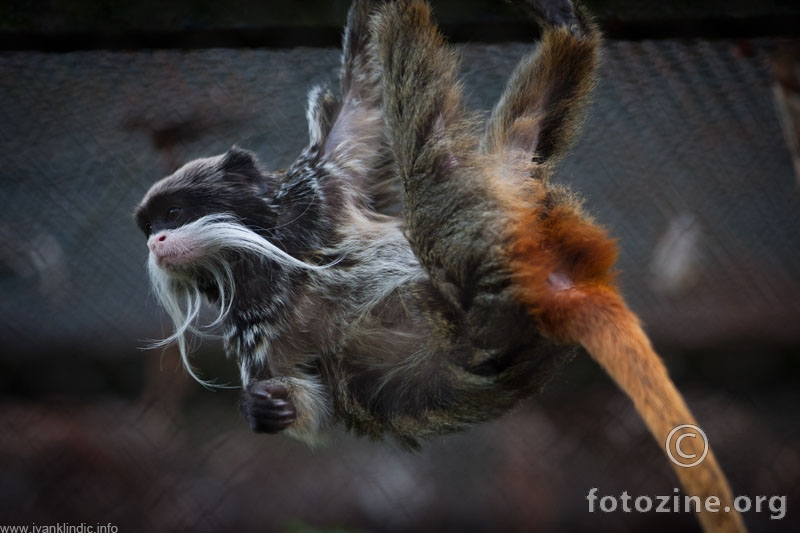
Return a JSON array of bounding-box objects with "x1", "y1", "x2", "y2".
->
[{"x1": 134, "y1": 1, "x2": 744, "y2": 531}]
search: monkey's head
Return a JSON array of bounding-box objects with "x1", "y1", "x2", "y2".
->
[
  {"x1": 134, "y1": 147, "x2": 277, "y2": 273},
  {"x1": 134, "y1": 147, "x2": 323, "y2": 383}
]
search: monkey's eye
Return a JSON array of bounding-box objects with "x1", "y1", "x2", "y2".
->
[
  {"x1": 167, "y1": 207, "x2": 182, "y2": 221},
  {"x1": 145, "y1": 223, "x2": 152, "y2": 236}
]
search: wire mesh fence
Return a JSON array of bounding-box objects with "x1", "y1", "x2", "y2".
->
[{"x1": 0, "y1": 36, "x2": 798, "y2": 531}]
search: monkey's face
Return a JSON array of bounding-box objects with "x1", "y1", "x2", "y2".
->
[
  {"x1": 134, "y1": 147, "x2": 327, "y2": 331},
  {"x1": 134, "y1": 147, "x2": 276, "y2": 276},
  {"x1": 133, "y1": 148, "x2": 299, "y2": 380},
  {"x1": 136, "y1": 197, "x2": 205, "y2": 271}
]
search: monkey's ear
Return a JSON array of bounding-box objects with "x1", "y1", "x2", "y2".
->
[{"x1": 220, "y1": 146, "x2": 262, "y2": 183}]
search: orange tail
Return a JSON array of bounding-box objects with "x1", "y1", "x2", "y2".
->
[
  {"x1": 506, "y1": 204, "x2": 746, "y2": 532},
  {"x1": 562, "y1": 287, "x2": 744, "y2": 532}
]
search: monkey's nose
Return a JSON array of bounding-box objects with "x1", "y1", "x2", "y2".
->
[{"x1": 148, "y1": 232, "x2": 168, "y2": 252}]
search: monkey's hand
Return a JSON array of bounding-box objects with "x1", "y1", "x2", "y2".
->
[{"x1": 240, "y1": 381, "x2": 297, "y2": 433}]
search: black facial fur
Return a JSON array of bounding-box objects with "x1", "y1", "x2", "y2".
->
[{"x1": 134, "y1": 147, "x2": 279, "y2": 239}]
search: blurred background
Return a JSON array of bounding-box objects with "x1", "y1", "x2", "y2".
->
[{"x1": 1, "y1": 1, "x2": 799, "y2": 531}]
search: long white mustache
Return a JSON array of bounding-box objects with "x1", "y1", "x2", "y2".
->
[{"x1": 146, "y1": 214, "x2": 334, "y2": 387}]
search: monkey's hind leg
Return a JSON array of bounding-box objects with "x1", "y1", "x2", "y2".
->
[
  {"x1": 482, "y1": 1, "x2": 600, "y2": 173},
  {"x1": 372, "y1": 1, "x2": 508, "y2": 315}
]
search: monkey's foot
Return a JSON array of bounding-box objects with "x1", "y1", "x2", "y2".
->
[{"x1": 240, "y1": 381, "x2": 297, "y2": 433}]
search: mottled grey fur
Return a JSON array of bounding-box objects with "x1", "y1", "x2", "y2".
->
[{"x1": 135, "y1": 0, "x2": 597, "y2": 449}]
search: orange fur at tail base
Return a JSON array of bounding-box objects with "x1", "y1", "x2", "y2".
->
[{"x1": 506, "y1": 203, "x2": 746, "y2": 532}]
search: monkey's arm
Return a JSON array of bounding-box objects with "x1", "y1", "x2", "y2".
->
[
  {"x1": 373, "y1": 1, "x2": 507, "y2": 317},
  {"x1": 340, "y1": 0, "x2": 385, "y2": 102},
  {"x1": 305, "y1": 0, "x2": 399, "y2": 214}
]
